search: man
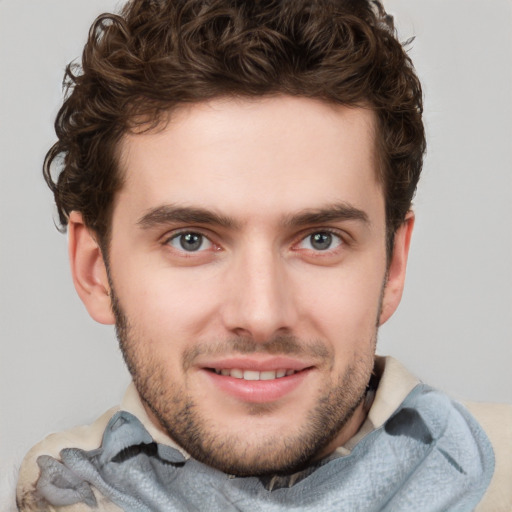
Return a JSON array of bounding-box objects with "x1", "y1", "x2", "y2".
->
[{"x1": 16, "y1": 0, "x2": 511, "y2": 510}]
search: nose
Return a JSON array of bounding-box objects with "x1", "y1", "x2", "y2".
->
[{"x1": 221, "y1": 244, "x2": 298, "y2": 343}]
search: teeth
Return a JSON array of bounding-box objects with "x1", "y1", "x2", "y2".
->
[
  {"x1": 230, "y1": 369, "x2": 244, "y2": 379},
  {"x1": 213, "y1": 368, "x2": 297, "y2": 380}
]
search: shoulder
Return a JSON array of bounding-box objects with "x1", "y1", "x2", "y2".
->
[
  {"x1": 16, "y1": 407, "x2": 122, "y2": 512},
  {"x1": 372, "y1": 357, "x2": 512, "y2": 511},
  {"x1": 464, "y1": 401, "x2": 512, "y2": 512},
  {"x1": 15, "y1": 383, "x2": 177, "y2": 512}
]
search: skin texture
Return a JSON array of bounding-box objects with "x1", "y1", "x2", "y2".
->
[{"x1": 68, "y1": 96, "x2": 414, "y2": 476}]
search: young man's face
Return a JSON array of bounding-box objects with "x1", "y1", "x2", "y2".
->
[{"x1": 71, "y1": 96, "x2": 412, "y2": 475}]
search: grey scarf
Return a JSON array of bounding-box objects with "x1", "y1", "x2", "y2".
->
[{"x1": 35, "y1": 384, "x2": 494, "y2": 511}]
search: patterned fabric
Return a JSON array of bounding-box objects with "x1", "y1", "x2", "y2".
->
[{"x1": 35, "y1": 384, "x2": 494, "y2": 512}]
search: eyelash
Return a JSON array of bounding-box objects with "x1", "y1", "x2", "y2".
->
[
  {"x1": 293, "y1": 228, "x2": 346, "y2": 254},
  {"x1": 164, "y1": 230, "x2": 218, "y2": 254},
  {"x1": 163, "y1": 228, "x2": 347, "y2": 256}
]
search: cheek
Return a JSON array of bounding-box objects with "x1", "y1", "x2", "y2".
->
[
  {"x1": 295, "y1": 261, "x2": 385, "y2": 345},
  {"x1": 113, "y1": 260, "x2": 222, "y2": 340}
]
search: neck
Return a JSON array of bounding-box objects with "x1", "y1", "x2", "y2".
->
[{"x1": 314, "y1": 389, "x2": 374, "y2": 461}]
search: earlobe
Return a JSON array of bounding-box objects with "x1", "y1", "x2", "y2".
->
[
  {"x1": 379, "y1": 211, "x2": 415, "y2": 326},
  {"x1": 68, "y1": 211, "x2": 115, "y2": 325}
]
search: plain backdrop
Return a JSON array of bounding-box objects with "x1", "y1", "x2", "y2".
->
[{"x1": 1, "y1": 0, "x2": 511, "y2": 507}]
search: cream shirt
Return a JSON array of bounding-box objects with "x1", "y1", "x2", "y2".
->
[{"x1": 16, "y1": 357, "x2": 512, "y2": 511}]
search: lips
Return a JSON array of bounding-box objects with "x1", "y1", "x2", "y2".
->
[
  {"x1": 210, "y1": 368, "x2": 298, "y2": 380},
  {"x1": 199, "y1": 357, "x2": 314, "y2": 403}
]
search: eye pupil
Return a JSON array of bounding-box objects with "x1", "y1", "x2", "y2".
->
[
  {"x1": 180, "y1": 233, "x2": 202, "y2": 251},
  {"x1": 311, "y1": 232, "x2": 332, "y2": 250}
]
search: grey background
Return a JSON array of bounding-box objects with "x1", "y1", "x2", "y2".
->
[{"x1": 1, "y1": 0, "x2": 511, "y2": 507}]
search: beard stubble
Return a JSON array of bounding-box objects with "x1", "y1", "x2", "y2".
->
[{"x1": 110, "y1": 287, "x2": 377, "y2": 477}]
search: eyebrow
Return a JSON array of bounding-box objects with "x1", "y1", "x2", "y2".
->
[
  {"x1": 137, "y1": 205, "x2": 238, "y2": 230},
  {"x1": 137, "y1": 202, "x2": 369, "y2": 231},
  {"x1": 283, "y1": 203, "x2": 370, "y2": 228}
]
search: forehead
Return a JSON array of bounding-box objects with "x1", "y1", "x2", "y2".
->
[{"x1": 116, "y1": 96, "x2": 382, "y2": 224}]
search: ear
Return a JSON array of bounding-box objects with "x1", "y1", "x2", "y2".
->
[
  {"x1": 68, "y1": 211, "x2": 115, "y2": 325},
  {"x1": 379, "y1": 211, "x2": 415, "y2": 325}
]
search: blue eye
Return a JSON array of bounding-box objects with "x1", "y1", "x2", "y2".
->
[
  {"x1": 299, "y1": 231, "x2": 342, "y2": 251},
  {"x1": 168, "y1": 232, "x2": 212, "y2": 252}
]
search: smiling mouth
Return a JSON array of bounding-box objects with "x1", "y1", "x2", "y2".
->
[
  {"x1": 202, "y1": 364, "x2": 314, "y2": 402},
  {"x1": 206, "y1": 368, "x2": 307, "y2": 380}
]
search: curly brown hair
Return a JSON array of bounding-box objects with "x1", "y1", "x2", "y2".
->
[{"x1": 44, "y1": 0, "x2": 425, "y2": 255}]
